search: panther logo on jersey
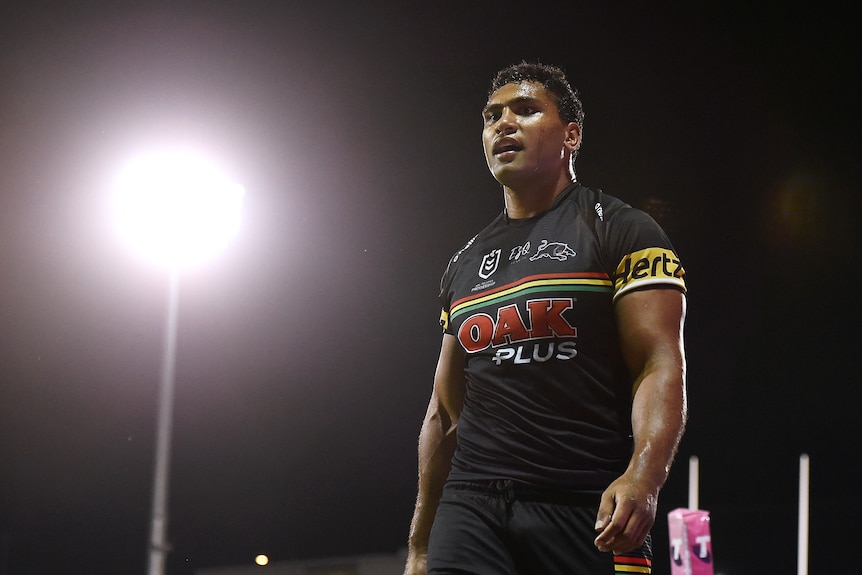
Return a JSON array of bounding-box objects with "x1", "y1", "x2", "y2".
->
[{"x1": 529, "y1": 240, "x2": 577, "y2": 261}]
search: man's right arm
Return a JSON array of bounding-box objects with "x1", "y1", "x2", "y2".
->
[{"x1": 404, "y1": 333, "x2": 466, "y2": 575}]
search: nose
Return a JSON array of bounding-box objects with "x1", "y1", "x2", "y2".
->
[{"x1": 495, "y1": 108, "x2": 517, "y2": 135}]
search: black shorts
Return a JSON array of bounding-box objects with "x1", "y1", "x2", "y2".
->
[{"x1": 427, "y1": 480, "x2": 653, "y2": 575}]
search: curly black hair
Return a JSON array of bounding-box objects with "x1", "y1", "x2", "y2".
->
[{"x1": 489, "y1": 61, "x2": 584, "y2": 131}]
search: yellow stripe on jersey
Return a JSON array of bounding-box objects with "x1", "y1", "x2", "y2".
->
[
  {"x1": 449, "y1": 273, "x2": 612, "y2": 322},
  {"x1": 613, "y1": 247, "x2": 686, "y2": 301}
]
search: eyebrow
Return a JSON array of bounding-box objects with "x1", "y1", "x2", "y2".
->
[{"x1": 482, "y1": 96, "x2": 540, "y2": 117}]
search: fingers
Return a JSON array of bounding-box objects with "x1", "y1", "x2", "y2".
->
[
  {"x1": 594, "y1": 491, "x2": 615, "y2": 533},
  {"x1": 595, "y1": 505, "x2": 626, "y2": 552},
  {"x1": 594, "y1": 497, "x2": 651, "y2": 553},
  {"x1": 594, "y1": 490, "x2": 621, "y2": 552}
]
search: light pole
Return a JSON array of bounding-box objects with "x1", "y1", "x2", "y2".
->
[
  {"x1": 113, "y1": 148, "x2": 244, "y2": 575},
  {"x1": 148, "y1": 263, "x2": 180, "y2": 575}
]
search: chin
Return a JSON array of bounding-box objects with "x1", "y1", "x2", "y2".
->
[{"x1": 491, "y1": 165, "x2": 529, "y2": 187}]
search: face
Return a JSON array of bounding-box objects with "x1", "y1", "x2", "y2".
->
[{"x1": 482, "y1": 81, "x2": 580, "y2": 188}]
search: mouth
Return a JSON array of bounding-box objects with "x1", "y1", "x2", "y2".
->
[{"x1": 492, "y1": 137, "x2": 522, "y2": 156}]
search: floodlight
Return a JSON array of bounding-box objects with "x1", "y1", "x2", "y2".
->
[{"x1": 113, "y1": 149, "x2": 244, "y2": 268}]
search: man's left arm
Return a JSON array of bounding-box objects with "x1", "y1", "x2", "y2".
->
[{"x1": 594, "y1": 287, "x2": 688, "y2": 553}]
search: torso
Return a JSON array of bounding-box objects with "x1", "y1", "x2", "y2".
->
[{"x1": 439, "y1": 183, "x2": 685, "y2": 489}]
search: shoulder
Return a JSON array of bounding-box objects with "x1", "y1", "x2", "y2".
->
[
  {"x1": 557, "y1": 183, "x2": 634, "y2": 226},
  {"x1": 568, "y1": 185, "x2": 686, "y2": 299},
  {"x1": 444, "y1": 212, "x2": 506, "y2": 268},
  {"x1": 569, "y1": 184, "x2": 667, "y2": 241},
  {"x1": 439, "y1": 211, "x2": 506, "y2": 294}
]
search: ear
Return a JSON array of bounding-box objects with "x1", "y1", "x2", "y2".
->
[{"x1": 564, "y1": 122, "x2": 581, "y2": 151}]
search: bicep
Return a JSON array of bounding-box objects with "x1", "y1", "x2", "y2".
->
[{"x1": 614, "y1": 288, "x2": 686, "y2": 390}]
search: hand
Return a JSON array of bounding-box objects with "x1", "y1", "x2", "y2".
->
[
  {"x1": 593, "y1": 473, "x2": 658, "y2": 553},
  {"x1": 403, "y1": 548, "x2": 427, "y2": 575}
]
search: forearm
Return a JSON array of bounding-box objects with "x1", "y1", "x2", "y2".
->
[
  {"x1": 407, "y1": 334, "x2": 465, "y2": 563},
  {"x1": 407, "y1": 405, "x2": 457, "y2": 551},
  {"x1": 626, "y1": 365, "x2": 687, "y2": 493},
  {"x1": 594, "y1": 366, "x2": 686, "y2": 553}
]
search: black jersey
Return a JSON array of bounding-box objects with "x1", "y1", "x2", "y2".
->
[{"x1": 439, "y1": 183, "x2": 686, "y2": 490}]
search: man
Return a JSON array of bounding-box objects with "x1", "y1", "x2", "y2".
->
[{"x1": 404, "y1": 62, "x2": 687, "y2": 575}]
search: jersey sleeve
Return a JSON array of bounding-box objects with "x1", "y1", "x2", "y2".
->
[
  {"x1": 438, "y1": 259, "x2": 457, "y2": 335},
  {"x1": 438, "y1": 234, "x2": 477, "y2": 334},
  {"x1": 439, "y1": 295, "x2": 453, "y2": 334},
  {"x1": 600, "y1": 207, "x2": 687, "y2": 302}
]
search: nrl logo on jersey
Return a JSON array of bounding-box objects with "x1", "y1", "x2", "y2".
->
[{"x1": 478, "y1": 249, "x2": 501, "y2": 279}]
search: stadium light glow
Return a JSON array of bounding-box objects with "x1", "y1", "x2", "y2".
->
[{"x1": 113, "y1": 148, "x2": 244, "y2": 268}]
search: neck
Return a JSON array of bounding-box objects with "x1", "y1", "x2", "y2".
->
[{"x1": 503, "y1": 173, "x2": 574, "y2": 219}]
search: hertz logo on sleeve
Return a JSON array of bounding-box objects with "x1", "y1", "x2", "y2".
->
[{"x1": 612, "y1": 248, "x2": 686, "y2": 301}]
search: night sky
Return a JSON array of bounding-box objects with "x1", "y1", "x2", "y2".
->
[{"x1": 1, "y1": 2, "x2": 858, "y2": 574}]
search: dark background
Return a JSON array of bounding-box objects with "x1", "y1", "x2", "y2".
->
[{"x1": 1, "y1": 2, "x2": 858, "y2": 574}]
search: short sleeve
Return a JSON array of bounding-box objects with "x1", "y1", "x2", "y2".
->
[{"x1": 601, "y1": 207, "x2": 687, "y2": 302}]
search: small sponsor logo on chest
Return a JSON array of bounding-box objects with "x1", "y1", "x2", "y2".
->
[{"x1": 509, "y1": 239, "x2": 577, "y2": 264}]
